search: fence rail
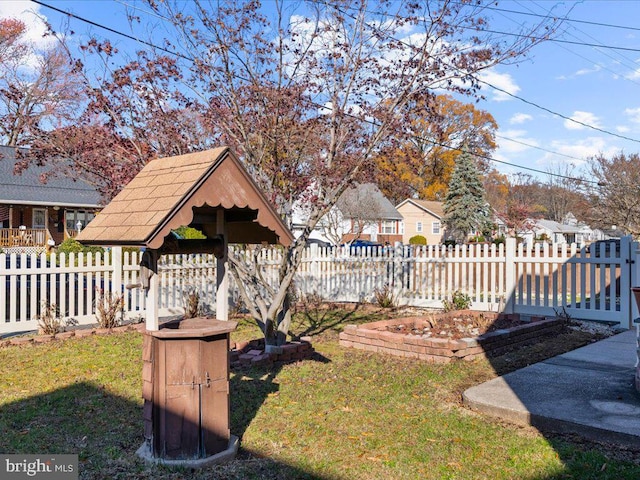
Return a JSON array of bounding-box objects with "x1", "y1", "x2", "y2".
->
[{"x1": 0, "y1": 237, "x2": 635, "y2": 334}]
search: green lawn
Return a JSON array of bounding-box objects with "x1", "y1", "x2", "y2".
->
[{"x1": 1, "y1": 307, "x2": 639, "y2": 479}]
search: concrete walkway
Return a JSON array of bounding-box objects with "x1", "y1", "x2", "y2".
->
[{"x1": 463, "y1": 329, "x2": 640, "y2": 447}]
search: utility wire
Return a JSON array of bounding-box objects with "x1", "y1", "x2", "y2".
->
[
  {"x1": 31, "y1": 0, "x2": 193, "y2": 62},
  {"x1": 515, "y1": 0, "x2": 640, "y2": 86},
  {"x1": 494, "y1": 134, "x2": 585, "y2": 164},
  {"x1": 33, "y1": 0, "x2": 599, "y2": 185},
  {"x1": 472, "y1": 2, "x2": 640, "y2": 33},
  {"x1": 324, "y1": 1, "x2": 640, "y2": 145}
]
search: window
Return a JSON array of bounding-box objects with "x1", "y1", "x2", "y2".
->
[
  {"x1": 33, "y1": 208, "x2": 46, "y2": 229},
  {"x1": 380, "y1": 220, "x2": 396, "y2": 234},
  {"x1": 432, "y1": 221, "x2": 441, "y2": 235},
  {"x1": 416, "y1": 221, "x2": 423, "y2": 233},
  {"x1": 66, "y1": 210, "x2": 95, "y2": 233},
  {"x1": 399, "y1": 221, "x2": 404, "y2": 235}
]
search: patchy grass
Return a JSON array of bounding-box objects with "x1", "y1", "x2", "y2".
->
[{"x1": 1, "y1": 308, "x2": 639, "y2": 479}]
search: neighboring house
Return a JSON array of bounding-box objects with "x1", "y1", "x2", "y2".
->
[
  {"x1": 519, "y1": 214, "x2": 600, "y2": 245},
  {"x1": 335, "y1": 183, "x2": 403, "y2": 245},
  {"x1": 0, "y1": 145, "x2": 102, "y2": 252},
  {"x1": 291, "y1": 183, "x2": 403, "y2": 245},
  {"x1": 396, "y1": 199, "x2": 445, "y2": 245}
]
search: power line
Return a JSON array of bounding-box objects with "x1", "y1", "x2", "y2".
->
[
  {"x1": 494, "y1": 134, "x2": 586, "y2": 164},
  {"x1": 323, "y1": 1, "x2": 640, "y2": 145},
  {"x1": 31, "y1": 0, "x2": 193, "y2": 62},
  {"x1": 475, "y1": 74, "x2": 640, "y2": 145},
  {"x1": 514, "y1": 0, "x2": 640, "y2": 86},
  {"x1": 32, "y1": 0, "x2": 598, "y2": 185},
  {"x1": 474, "y1": 2, "x2": 640, "y2": 33}
]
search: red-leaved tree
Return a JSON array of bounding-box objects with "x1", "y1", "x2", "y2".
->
[{"x1": 28, "y1": 0, "x2": 558, "y2": 345}]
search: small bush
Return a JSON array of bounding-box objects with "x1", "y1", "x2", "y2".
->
[
  {"x1": 36, "y1": 302, "x2": 63, "y2": 335},
  {"x1": 95, "y1": 289, "x2": 124, "y2": 328},
  {"x1": 183, "y1": 288, "x2": 201, "y2": 319},
  {"x1": 57, "y1": 238, "x2": 104, "y2": 256},
  {"x1": 409, "y1": 235, "x2": 427, "y2": 245},
  {"x1": 443, "y1": 290, "x2": 472, "y2": 312},
  {"x1": 373, "y1": 284, "x2": 397, "y2": 309},
  {"x1": 493, "y1": 235, "x2": 506, "y2": 246},
  {"x1": 174, "y1": 226, "x2": 206, "y2": 239}
]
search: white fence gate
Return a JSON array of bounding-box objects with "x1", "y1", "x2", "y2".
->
[{"x1": 0, "y1": 237, "x2": 636, "y2": 335}]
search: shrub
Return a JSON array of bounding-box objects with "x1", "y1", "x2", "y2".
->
[
  {"x1": 443, "y1": 290, "x2": 472, "y2": 312},
  {"x1": 95, "y1": 289, "x2": 124, "y2": 328},
  {"x1": 409, "y1": 235, "x2": 427, "y2": 245},
  {"x1": 183, "y1": 288, "x2": 202, "y2": 319},
  {"x1": 36, "y1": 302, "x2": 62, "y2": 335},
  {"x1": 493, "y1": 235, "x2": 506, "y2": 246},
  {"x1": 373, "y1": 284, "x2": 397, "y2": 309},
  {"x1": 173, "y1": 226, "x2": 206, "y2": 239},
  {"x1": 57, "y1": 238, "x2": 104, "y2": 256}
]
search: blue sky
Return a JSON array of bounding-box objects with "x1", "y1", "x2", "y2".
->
[{"x1": 3, "y1": 0, "x2": 640, "y2": 182}]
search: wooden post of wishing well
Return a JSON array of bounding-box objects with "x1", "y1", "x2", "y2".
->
[{"x1": 216, "y1": 209, "x2": 228, "y2": 322}]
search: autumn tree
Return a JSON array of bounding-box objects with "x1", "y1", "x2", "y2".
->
[
  {"x1": 443, "y1": 149, "x2": 490, "y2": 243},
  {"x1": 19, "y1": 43, "x2": 211, "y2": 200},
  {"x1": 483, "y1": 169, "x2": 510, "y2": 215},
  {"x1": 497, "y1": 173, "x2": 546, "y2": 238},
  {"x1": 587, "y1": 152, "x2": 640, "y2": 235},
  {"x1": 0, "y1": 18, "x2": 25, "y2": 62},
  {"x1": 0, "y1": 19, "x2": 84, "y2": 147},
  {"x1": 39, "y1": 0, "x2": 557, "y2": 346},
  {"x1": 374, "y1": 93, "x2": 497, "y2": 204}
]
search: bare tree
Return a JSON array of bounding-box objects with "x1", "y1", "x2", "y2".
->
[
  {"x1": 588, "y1": 152, "x2": 640, "y2": 236},
  {"x1": 543, "y1": 163, "x2": 589, "y2": 223}
]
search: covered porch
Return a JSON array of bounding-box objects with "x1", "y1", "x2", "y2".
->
[{"x1": 0, "y1": 204, "x2": 96, "y2": 251}]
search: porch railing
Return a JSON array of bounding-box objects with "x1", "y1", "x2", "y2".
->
[{"x1": 0, "y1": 228, "x2": 50, "y2": 248}]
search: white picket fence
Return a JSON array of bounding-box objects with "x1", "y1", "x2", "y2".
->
[{"x1": 0, "y1": 237, "x2": 636, "y2": 334}]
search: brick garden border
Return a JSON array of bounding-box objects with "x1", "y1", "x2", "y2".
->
[
  {"x1": 230, "y1": 337, "x2": 315, "y2": 368},
  {"x1": 0, "y1": 322, "x2": 147, "y2": 347},
  {"x1": 339, "y1": 311, "x2": 565, "y2": 363}
]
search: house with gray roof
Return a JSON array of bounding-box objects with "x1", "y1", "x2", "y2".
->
[
  {"x1": 291, "y1": 183, "x2": 403, "y2": 245},
  {"x1": 335, "y1": 183, "x2": 404, "y2": 245},
  {"x1": 0, "y1": 145, "x2": 102, "y2": 251},
  {"x1": 518, "y1": 214, "x2": 600, "y2": 246}
]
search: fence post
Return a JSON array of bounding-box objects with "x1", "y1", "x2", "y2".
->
[
  {"x1": 393, "y1": 244, "x2": 403, "y2": 299},
  {"x1": 111, "y1": 246, "x2": 123, "y2": 299},
  {"x1": 504, "y1": 237, "x2": 516, "y2": 314},
  {"x1": 630, "y1": 238, "x2": 640, "y2": 327}
]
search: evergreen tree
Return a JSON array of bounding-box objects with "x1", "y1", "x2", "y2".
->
[{"x1": 443, "y1": 150, "x2": 490, "y2": 243}]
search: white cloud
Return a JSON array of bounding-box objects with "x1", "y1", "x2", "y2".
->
[
  {"x1": 509, "y1": 113, "x2": 532, "y2": 125},
  {"x1": 575, "y1": 64, "x2": 601, "y2": 76},
  {"x1": 496, "y1": 129, "x2": 538, "y2": 155},
  {"x1": 624, "y1": 68, "x2": 640, "y2": 81},
  {"x1": 557, "y1": 65, "x2": 602, "y2": 80},
  {"x1": 547, "y1": 137, "x2": 616, "y2": 165},
  {"x1": 617, "y1": 125, "x2": 631, "y2": 133},
  {"x1": 478, "y1": 70, "x2": 520, "y2": 102},
  {"x1": 563, "y1": 111, "x2": 601, "y2": 131},
  {"x1": 624, "y1": 107, "x2": 640, "y2": 124}
]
